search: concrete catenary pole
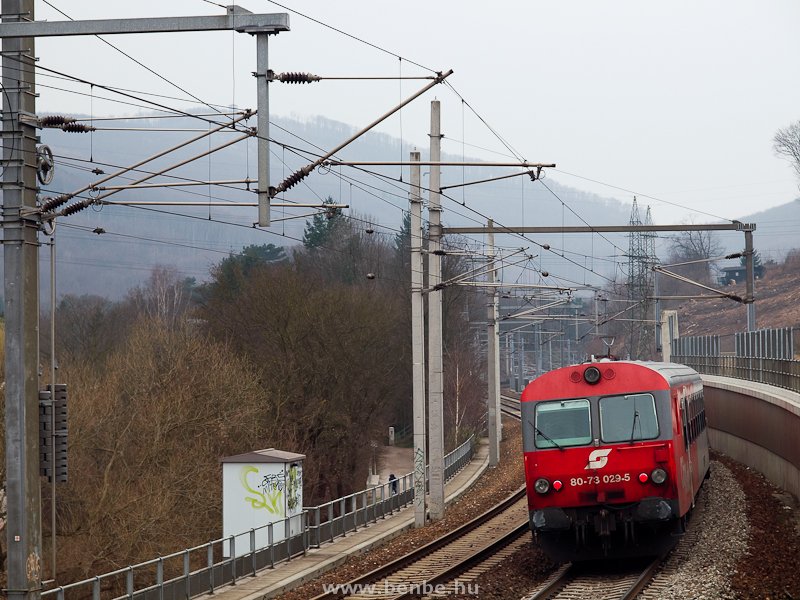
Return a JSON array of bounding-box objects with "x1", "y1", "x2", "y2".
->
[
  {"x1": 518, "y1": 334, "x2": 524, "y2": 387},
  {"x1": 3, "y1": 0, "x2": 43, "y2": 598},
  {"x1": 427, "y1": 100, "x2": 445, "y2": 521},
  {"x1": 409, "y1": 151, "x2": 427, "y2": 527},
  {"x1": 654, "y1": 269, "x2": 662, "y2": 354},
  {"x1": 486, "y1": 220, "x2": 500, "y2": 466},
  {"x1": 256, "y1": 31, "x2": 271, "y2": 227},
  {"x1": 536, "y1": 324, "x2": 543, "y2": 374},
  {"x1": 0, "y1": 10, "x2": 290, "y2": 593},
  {"x1": 745, "y1": 229, "x2": 756, "y2": 331}
]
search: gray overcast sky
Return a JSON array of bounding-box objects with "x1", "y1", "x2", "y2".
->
[{"x1": 34, "y1": 0, "x2": 800, "y2": 225}]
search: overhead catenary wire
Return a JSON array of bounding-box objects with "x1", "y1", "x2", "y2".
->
[
  {"x1": 262, "y1": 0, "x2": 437, "y2": 74},
  {"x1": 552, "y1": 168, "x2": 737, "y2": 223},
  {"x1": 28, "y1": 8, "x2": 631, "y2": 313},
  {"x1": 41, "y1": 0, "x2": 235, "y2": 120},
  {"x1": 53, "y1": 127, "x2": 620, "y2": 300},
  {"x1": 224, "y1": 4, "x2": 652, "y2": 312},
  {"x1": 23, "y1": 6, "x2": 587, "y2": 312},
  {"x1": 3, "y1": 55, "x2": 248, "y2": 132},
  {"x1": 43, "y1": 112, "x2": 253, "y2": 215}
]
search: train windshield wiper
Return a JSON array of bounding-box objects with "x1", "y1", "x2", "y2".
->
[
  {"x1": 530, "y1": 420, "x2": 564, "y2": 451},
  {"x1": 629, "y1": 409, "x2": 640, "y2": 443}
]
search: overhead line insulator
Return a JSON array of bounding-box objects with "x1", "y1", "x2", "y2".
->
[
  {"x1": 268, "y1": 70, "x2": 321, "y2": 84},
  {"x1": 41, "y1": 195, "x2": 71, "y2": 213},
  {"x1": 39, "y1": 115, "x2": 76, "y2": 128},
  {"x1": 273, "y1": 165, "x2": 314, "y2": 195},
  {"x1": 60, "y1": 123, "x2": 96, "y2": 133},
  {"x1": 61, "y1": 201, "x2": 89, "y2": 217}
]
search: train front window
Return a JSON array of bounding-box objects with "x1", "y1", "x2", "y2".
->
[
  {"x1": 534, "y1": 399, "x2": 592, "y2": 448},
  {"x1": 600, "y1": 393, "x2": 659, "y2": 443}
]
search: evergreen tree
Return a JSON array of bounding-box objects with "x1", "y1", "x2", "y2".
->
[
  {"x1": 200, "y1": 243, "x2": 287, "y2": 302},
  {"x1": 394, "y1": 211, "x2": 411, "y2": 256},
  {"x1": 741, "y1": 250, "x2": 765, "y2": 278},
  {"x1": 302, "y1": 197, "x2": 344, "y2": 249}
]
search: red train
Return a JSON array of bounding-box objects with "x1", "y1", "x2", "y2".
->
[{"x1": 520, "y1": 360, "x2": 709, "y2": 561}]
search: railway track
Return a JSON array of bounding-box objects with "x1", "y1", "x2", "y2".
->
[
  {"x1": 500, "y1": 393, "x2": 521, "y2": 419},
  {"x1": 524, "y1": 558, "x2": 662, "y2": 600},
  {"x1": 309, "y1": 394, "x2": 527, "y2": 600},
  {"x1": 524, "y1": 482, "x2": 709, "y2": 600},
  {"x1": 309, "y1": 488, "x2": 528, "y2": 599}
]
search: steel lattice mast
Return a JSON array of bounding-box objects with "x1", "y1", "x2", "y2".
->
[{"x1": 626, "y1": 198, "x2": 656, "y2": 359}]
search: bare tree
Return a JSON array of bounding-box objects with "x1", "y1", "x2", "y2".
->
[
  {"x1": 200, "y1": 258, "x2": 403, "y2": 502},
  {"x1": 49, "y1": 319, "x2": 272, "y2": 579},
  {"x1": 127, "y1": 266, "x2": 192, "y2": 328},
  {"x1": 49, "y1": 294, "x2": 135, "y2": 371},
  {"x1": 667, "y1": 229, "x2": 721, "y2": 284},
  {"x1": 774, "y1": 120, "x2": 800, "y2": 185}
]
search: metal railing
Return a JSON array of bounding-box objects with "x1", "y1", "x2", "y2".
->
[
  {"x1": 45, "y1": 435, "x2": 476, "y2": 600},
  {"x1": 306, "y1": 434, "x2": 474, "y2": 547},
  {"x1": 45, "y1": 513, "x2": 309, "y2": 600},
  {"x1": 672, "y1": 334, "x2": 720, "y2": 357},
  {"x1": 673, "y1": 354, "x2": 800, "y2": 394},
  {"x1": 735, "y1": 327, "x2": 794, "y2": 359}
]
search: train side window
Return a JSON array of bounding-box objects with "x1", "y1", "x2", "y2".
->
[
  {"x1": 534, "y1": 399, "x2": 592, "y2": 448},
  {"x1": 699, "y1": 392, "x2": 707, "y2": 432},
  {"x1": 599, "y1": 393, "x2": 659, "y2": 443},
  {"x1": 681, "y1": 398, "x2": 689, "y2": 449}
]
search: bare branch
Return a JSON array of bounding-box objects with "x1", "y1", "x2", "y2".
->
[{"x1": 773, "y1": 120, "x2": 800, "y2": 183}]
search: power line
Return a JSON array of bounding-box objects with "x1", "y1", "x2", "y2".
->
[
  {"x1": 26, "y1": 24, "x2": 617, "y2": 294},
  {"x1": 58, "y1": 222, "x2": 235, "y2": 257},
  {"x1": 41, "y1": 0, "x2": 232, "y2": 118},
  {"x1": 537, "y1": 179, "x2": 627, "y2": 256},
  {"x1": 552, "y1": 168, "x2": 735, "y2": 222},
  {"x1": 261, "y1": 0, "x2": 436, "y2": 74}
]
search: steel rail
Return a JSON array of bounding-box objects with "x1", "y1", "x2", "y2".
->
[
  {"x1": 525, "y1": 564, "x2": 573, "y2": 600},
  {"x1": 621, "y1": 557, "x2": 663, "y2": 599},
  {"x1": 526, "y1": 557, "x2": 663, "y2": 600},
  {"x1": 305, "y1": 396, "x2": 525, "y2": 599},
  {"x1": 392, "y1": 522, "x2": 530, "y2": 600},
  {"x1": 308, "y1": 487, "x2": 527, "y2": 600}
]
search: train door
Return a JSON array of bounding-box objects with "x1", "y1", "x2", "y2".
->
[{"x1": 680, "y1": 393, "x2": 693, "y2": 502}]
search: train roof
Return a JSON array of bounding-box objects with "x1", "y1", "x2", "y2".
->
[{"x1": 521, "y1": 360, "x2": 701, "y2": 402}]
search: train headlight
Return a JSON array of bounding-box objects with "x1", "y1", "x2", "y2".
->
[
  {"x1": 584, "y1": 366, "x2": 601, "y2": 385},
  {"x1": 651, "y1": 468, "x2": 668, "y2": 485},
  {"x1": 534, "y1": 478, "x2": 550, "y2": 494}
]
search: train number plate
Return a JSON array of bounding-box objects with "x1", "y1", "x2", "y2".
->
[{"x1": 569, "y1": 473, "x2": 631, "y2": 486}]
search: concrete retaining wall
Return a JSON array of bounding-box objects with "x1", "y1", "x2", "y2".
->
[{"x1": 703, "y1": 375, "x2": 800, "y2": 499}]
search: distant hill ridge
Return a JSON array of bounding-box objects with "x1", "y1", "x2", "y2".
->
[{"x1": 5, "y1": 112, "x2": 797, "y2": 299}]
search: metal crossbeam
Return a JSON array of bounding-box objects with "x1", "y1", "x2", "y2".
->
[{"x1": 0, "y1": 9, "x2": 289, "y2": 37}]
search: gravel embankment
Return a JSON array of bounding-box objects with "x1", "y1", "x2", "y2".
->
[
  {"x1": 723, "y1": 454, "x2": 800, "y2": 599},
  {"x1": 640, "y1": 459, "x2": 748, "y2": 599}
]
